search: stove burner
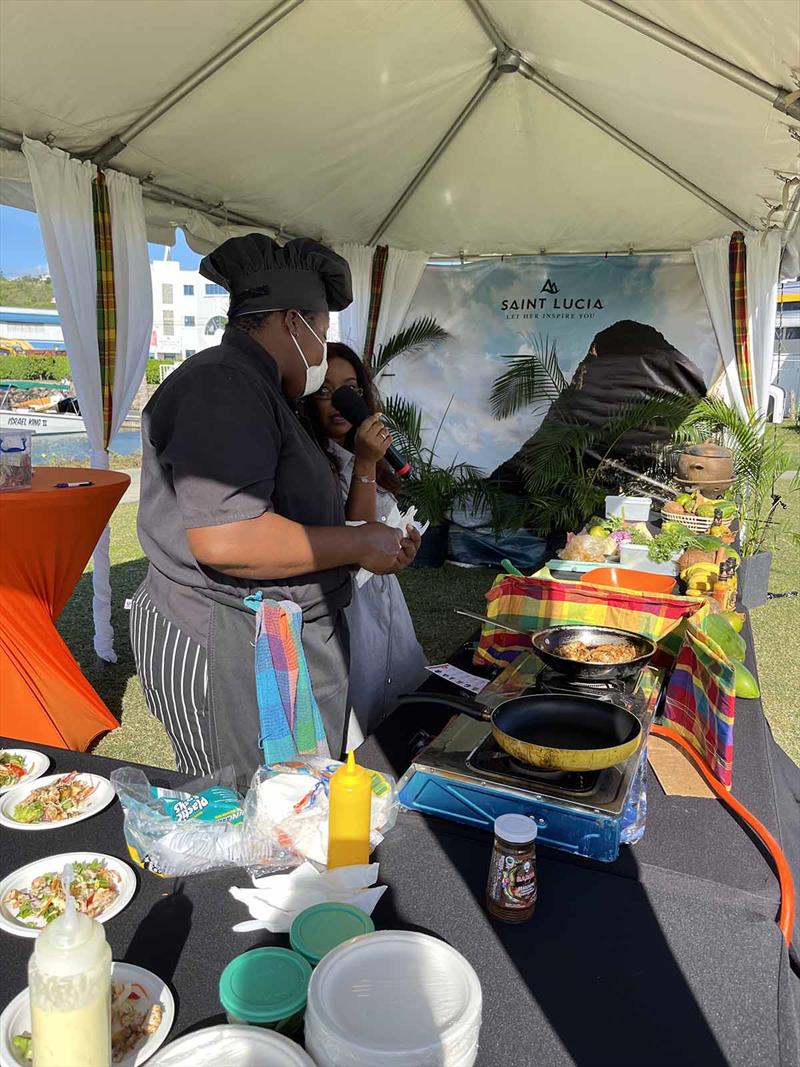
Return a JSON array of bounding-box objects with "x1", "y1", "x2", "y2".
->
[
  {"x1": 469, "y1": 740, "x2": 602, "y2": 796},
  {"x1": 536, "y1": 667, "x2": 635, "y2": 696}
]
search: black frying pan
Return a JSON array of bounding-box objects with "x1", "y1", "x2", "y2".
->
[{"x1": 395, "y1": 692, "x2": 642, "y2": 771}]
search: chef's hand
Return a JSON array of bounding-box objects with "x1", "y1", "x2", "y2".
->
[
  {"x1": 391, "y1": 526, "x2": 422, "y2": 573},
  {"x1": 354, "y1": 522, "x2": 404, "y2": 574},
  {"x1": 354, "y1": 414, "x2": 392, "y2": 465}
]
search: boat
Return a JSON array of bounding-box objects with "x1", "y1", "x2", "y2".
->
[{"x1": 0, "y1": 380, "x2": 86, "y2": 435}]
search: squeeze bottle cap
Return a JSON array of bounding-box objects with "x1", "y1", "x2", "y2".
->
[{"x1": 35, "y1": 863, "x2": 108, "y2": 976}]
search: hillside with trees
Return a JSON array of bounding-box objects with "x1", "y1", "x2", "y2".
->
[{"x1": 0, "y1": 272, "x2": 55, "y2": 308}]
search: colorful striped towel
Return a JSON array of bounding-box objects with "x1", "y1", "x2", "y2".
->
[
  {"x1": 244, "y1": 594, "x2": 330, "y2": 766},
  {"x1": 664, "y1": 619, "x2": 736, "y2": 788}
]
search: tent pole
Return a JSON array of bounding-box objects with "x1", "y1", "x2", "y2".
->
[
  {"x1": 0, "y1": 125, "x2": 281, "y2": 234},
  {"x1": 88, "y1": 0, "x2": 305, "y2": 166},
  {"x1": 517, "y1": 61, "x2": 753, "y2": 230},
  {"x1": 367, "y1": 60, "x2": 508, "y2": 246},
  {"x1": 463, "y1": 0, "x2": 507, "y2": 51},
  {"x1": 580, "y1": 0, "x2": 800, "y2": 121},
  {"x1": 782, "y1": 184, "x2": 800, "y2": 246}
]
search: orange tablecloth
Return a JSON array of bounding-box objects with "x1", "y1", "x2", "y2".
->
[{"x1": 0, "y1": 467, "x2": 129, "y2": 749}]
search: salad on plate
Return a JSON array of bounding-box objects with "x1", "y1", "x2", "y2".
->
[
  {"x1": 11, "y1": 772, "x2": 96, "y2": 824},
  {"x1": 2, "y1": 859, "x2": 122, "y2": 929},
  {"x1": 0, "y1": 752, "x2": 28, "y2": 790}
]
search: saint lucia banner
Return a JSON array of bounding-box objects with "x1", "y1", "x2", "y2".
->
[{"x1": 388, "y1": 253, "x2": 720, "y2": 475}]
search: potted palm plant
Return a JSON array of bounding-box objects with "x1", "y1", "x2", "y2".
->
[
  {"x1": 676, "y1": 397, "x2": 797, "y2": 608},
  {"x1": 383, "y1": 394, "x2": 489, "y2": 567}
]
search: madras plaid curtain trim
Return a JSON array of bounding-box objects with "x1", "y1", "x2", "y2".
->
[
  {"x1": 92, "y1": 171, "x2": 117, "y2": 448},
  {"x1": 728, "y1": 231, "x2": 755, "y2": 416},
  {"x1": 363, "y1": 244, "x2": 388, "y2": 365}
]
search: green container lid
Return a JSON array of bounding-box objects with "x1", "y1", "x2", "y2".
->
[
  {"x1": 219, "y1": 948, "x2": 311, "y2": 1024},
  {"x1": 290, "y1": 903, "x2": 375, "y2": 966}
]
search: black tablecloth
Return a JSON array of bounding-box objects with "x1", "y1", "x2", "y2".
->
[{"x1": 1, "y1": 623, "x2": 799, "y2": 1066}]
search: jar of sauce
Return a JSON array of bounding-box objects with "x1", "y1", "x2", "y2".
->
[{"x1": 485, "y1": 813, "x2": 538, "y2": 923}]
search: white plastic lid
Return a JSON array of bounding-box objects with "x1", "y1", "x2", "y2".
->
[
  {"x1": 306, "y1": 931, "x2": 482, "y2": 1061},
  {"x1": 494, "y1": 813, "x2": 538, "y2": 844},
  {"x1": 149, "y1": 1025, "x2": 315, "y2": 1067}
]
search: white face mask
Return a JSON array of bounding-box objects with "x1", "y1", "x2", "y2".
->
[{"x1": 290, "y1": 314, "x2": 328, "y2": 398}]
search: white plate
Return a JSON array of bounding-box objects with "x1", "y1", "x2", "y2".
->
[
  {"x1": 0, "y1": 773, "x2": 114, "y2": 831},
  {"x1": 0, "y1": 852, "x2": 136, "y2": 938},
  {"x1": 0, "y1": 750, "x2": 50, "y2": 795},
  {"x1": 0, "y1": 962, "x2": 174, "y2": 1067},
  {"x1": 149, "y1": 1025, "x2": 315, "y2": 1067}
]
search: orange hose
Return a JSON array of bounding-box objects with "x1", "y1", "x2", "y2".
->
[{"x1": 650, "y1": 724, "x2": 795, "y2": 947}]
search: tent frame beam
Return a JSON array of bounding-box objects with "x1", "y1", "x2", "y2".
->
[
  {"x1": 367, "y1": 56, "x2": 510, "y2": 245},
  {"x1": 461, "y1": 0, "x2": 752, "y2": 233},
  {"x1": 0, "y1": 125, "x2": 277, "y2": 232},
  {"x1": 516, "y1": 59, "x2": 752, "y2": 231},
  {"x1": 88, "y1": 0, "x2": 305, "y2": 167},
  {"x1": 580, "y1": 0, "x2": 800, "y2": 122}
]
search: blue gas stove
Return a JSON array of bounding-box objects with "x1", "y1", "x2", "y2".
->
[{"x1": 398, "y1": 653, "x2": 664, "y2": 863}]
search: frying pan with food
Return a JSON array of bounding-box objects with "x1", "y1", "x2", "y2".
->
[
  {"x1": 531, "y1": 625, "x2": 656, "y2": 681},
  {"x1": 395, "y1": 691, "x2": 642, "y2": 772},
  {"x1": 455, "y1": 611, "x2": 655, "y2": 682}
]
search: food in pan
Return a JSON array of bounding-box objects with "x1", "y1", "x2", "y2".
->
[
  {"x1": 2, "y1": 859, "x2": 122, "y2": 928},
  {"x1": 556, "y1": 640, "x2": 639, "y2": 664},
  {"x1": 12, "y1": 982, "x2": 164, "y2": 1064},
  {"x1": 0, "y1": 751, "x2": 28, "y2": 789},
  {"x1": 11, "y1": 772, "x2": 96, "y2": 824}
]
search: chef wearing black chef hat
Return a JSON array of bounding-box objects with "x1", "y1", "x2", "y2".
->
[{"x1": 133, "y1": 234, "x2": 419, "y2": 780}]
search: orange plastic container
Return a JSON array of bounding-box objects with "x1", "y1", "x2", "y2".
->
[{"x1": 581, "y1": 567, "x2": 676, "y2": 595}]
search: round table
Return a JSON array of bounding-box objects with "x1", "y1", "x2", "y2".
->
[{"x1": 0, "y1": 466, "x2": 130, "y2": 748}]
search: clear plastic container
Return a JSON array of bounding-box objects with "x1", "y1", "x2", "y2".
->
[
  {"x1": 605, "y1": 495, "x2": 652, "y2": 522},
  {"x1": 0, "y1": 431, "x2": 33, "y2": 491}
]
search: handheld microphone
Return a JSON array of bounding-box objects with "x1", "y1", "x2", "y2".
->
[{"x1": 331, "y1": 386, "x2": 411, "y2": 477}]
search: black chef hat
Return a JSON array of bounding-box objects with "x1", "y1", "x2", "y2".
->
[{"x1": 199, "y1": 234, "x2": 352, "y2": 317}]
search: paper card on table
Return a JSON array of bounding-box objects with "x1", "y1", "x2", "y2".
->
[
  {"x1": 425, "y1": 664, "x2": 488, "y2": 694},
  {"x1": 648, "y1": 736, "x2": 714, "y2": 798}
]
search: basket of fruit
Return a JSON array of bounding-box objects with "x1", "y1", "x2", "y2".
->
[{"x1": 660, "y1": 490, "x2": 735, "y2": 532}]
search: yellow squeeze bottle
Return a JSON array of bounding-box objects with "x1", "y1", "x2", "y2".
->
[{"x1": 327, "y1": 751, "x2": 372, "y2": 868}]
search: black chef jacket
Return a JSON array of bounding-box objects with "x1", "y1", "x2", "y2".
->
[{"x1": 138, "y1": 326, "x2": 351, "y2": 648}]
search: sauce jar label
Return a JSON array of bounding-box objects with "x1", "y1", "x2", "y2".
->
[{"x1": 488, "y1": 850, "x2": 537, "y2": 909}]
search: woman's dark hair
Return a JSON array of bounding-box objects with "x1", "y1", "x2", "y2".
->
[{"x1": 303, "y1": 343, "x2": 398, "y2": 492}]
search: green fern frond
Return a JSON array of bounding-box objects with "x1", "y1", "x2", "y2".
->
[
  {"x1": 373, "y1": 316, "x2": 450, "y2": 374},
  {"x1": 491, "y1": 334, "x2": 567, "y2": 419}
]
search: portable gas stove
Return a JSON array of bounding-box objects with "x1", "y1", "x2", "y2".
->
[{"x1": 398, "y1": 651, "x2": 665, "y2": 862}]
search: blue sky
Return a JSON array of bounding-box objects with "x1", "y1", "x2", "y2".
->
[{"x1": 0, "y1": 204, "x2": 201, "y2": 275}]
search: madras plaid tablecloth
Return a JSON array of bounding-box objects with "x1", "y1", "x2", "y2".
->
[{"x1": 474, "y1": 574, "x2": 737, "y2": 786}]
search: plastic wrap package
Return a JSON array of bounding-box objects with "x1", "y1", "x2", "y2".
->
[
  {"x1": 243, "y1": 757, "x2": 398, "y2": 866},
  {"x1": 110, "y1": 767, "x2": 295, "y2": 877}
]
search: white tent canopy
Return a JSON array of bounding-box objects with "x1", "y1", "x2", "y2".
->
[{"x1": 1, "y1": 0, "x2": 798, "y2": 255}]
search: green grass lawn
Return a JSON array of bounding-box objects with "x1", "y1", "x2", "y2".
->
[
  {"x1": 773, "y1": 422, "x2": 800, "y2": 468},
  {"x1": 57, "y1": 498, "x2": 799, "y2": 769}
]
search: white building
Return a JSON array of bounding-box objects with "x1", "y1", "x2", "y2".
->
[{"x1": 149, "y1": 256, "x2": 228, "y2": 360}]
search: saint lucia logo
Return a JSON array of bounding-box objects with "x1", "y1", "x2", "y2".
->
[{"x1": 541, "y1": 278, "x2": 559, "y2": 294}]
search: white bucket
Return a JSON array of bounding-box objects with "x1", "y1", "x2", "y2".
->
[{"x1": 305, "y1": 931, "x2": 482, "y2": 1067}]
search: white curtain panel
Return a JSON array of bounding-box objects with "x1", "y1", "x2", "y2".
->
[
  {"x1": 373, "y1": 248, "x2": 429, "y2": 355},
  {"x1": 692, "y1": 235, "x2": 749, "y2": 418},
  {"x1": 22, "y1": 138, "x2": 152, "y2": 661},
  {"x1": 744, "y1": 230, "x2": 781, "y2": 420},
  {"x1": 333, "y1": 242, "x2": 374, "y2": 355}
]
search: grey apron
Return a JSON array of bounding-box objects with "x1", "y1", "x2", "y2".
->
[{"x1": 205, "y1": 591, "x2": 351, "y2": 789}]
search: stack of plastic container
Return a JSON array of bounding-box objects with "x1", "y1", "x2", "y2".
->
[{"x1": 305, "y1": 931, "x2": 482, "y2": 1067}]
